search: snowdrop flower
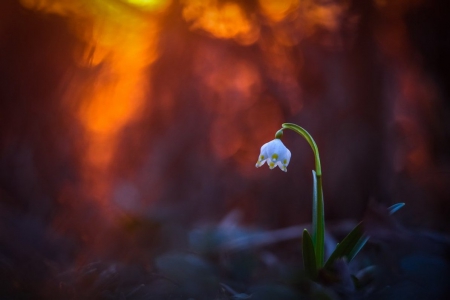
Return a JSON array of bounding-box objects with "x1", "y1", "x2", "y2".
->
[{"x1": 255, "y1": 138, "x2": 291, "y2": 172}]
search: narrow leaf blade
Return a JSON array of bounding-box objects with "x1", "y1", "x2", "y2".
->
[
  {"x1": 347, "y1": 235, "x2": 369, "y2": 263},
  {"x1": 311, "y1": 170, "x2": 318, "y2": 246},
  {"x1": 324, "y1": 222, "x2": 364, "y2": 269},
  {"x1": 302, "y1": 229, "x2": 317, "y2": 279},
  {"x1": 388, "y1": 203, "x2": 405, "y2": 215},
  {"x1": 312, "y1": 170, "x2": 325, "y2": 268}
]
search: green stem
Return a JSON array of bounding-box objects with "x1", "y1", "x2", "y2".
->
[
  {"x1": 313, "y1": 172, "x2": 325, "y2": 268},
  {"x1": 281, "y1": 123, "x2": 325, "y2": 268}
]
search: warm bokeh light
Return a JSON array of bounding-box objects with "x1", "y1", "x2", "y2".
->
[
  {"x1": 304, "y1": 2, "x2": 347, "y2": 32},
  {"x1": 20, "y1": 0, "x2": 168, "y2": 206},
  {"x1": 125, "y1": 0, "x2": 171, "y2": 11},
  {"x1": 3, "y1": 0, "x2": 450, "y2": 297},
  {"x1": 182, "y1": 0, "x2": 259, "y2": 44},
  {"x1": 258, "y1": 0, "x2": 298, "y2": 22}
]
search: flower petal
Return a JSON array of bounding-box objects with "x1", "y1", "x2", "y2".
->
[
  {"x1": 280, "y1": 148, "x2": 291, "y2": 167},
  {"x1": 255, "y1": 157, "x2": 267, "y2": 168},
  {"x1": 276, "y1": 161, "x2": 287, "y2": 172},
  {"x1": 255, "y1": 139, "x2": 291, "y2": 171}
]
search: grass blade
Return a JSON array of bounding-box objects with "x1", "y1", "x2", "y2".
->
[
  {"x1": 324, "y1": 222, "x2": 364, "y2": 269},
  {"x1": 302, "y1": 229, "x2": 317, "y2": 279}
]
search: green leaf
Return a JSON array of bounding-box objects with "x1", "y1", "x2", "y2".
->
[
  {"x1": 347, "y1": 235, "x2": 369, "y2": 263},
  {"x1": 323, "y1": 203, "x2": 406, "y2": 270},
  {"x1": 324, "y1": 222, "x2": 364, "y2": 269},
  {"x1": 388, "y1": 203, "x2": 405, "y2": 215},
  {"x1": 302, "y1": 229, "x2": 317, "y2": 279},
  {"x1": 311, "y1": 170, "x2": 325, "y2": 268}
]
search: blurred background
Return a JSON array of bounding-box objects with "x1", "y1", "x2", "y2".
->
[{"x1": 1, "y1": 0, "x2": 450, "y2": 298}]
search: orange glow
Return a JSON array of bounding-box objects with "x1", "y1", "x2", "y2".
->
[
  {"x1": 20, "y1": 0, "x2": 168, "y2": 205},
  {"x1": 278, "y1": 0, "x2": 351, "y2": 41},
  {"x1": 305, "y1": 3, "x2": 347, "y2": 32},
  {"x1": 125, "y1": 0, "x2": 171, "y2": 11},
  {"x1": 182, "y1": 0, "x2": 259, "y2": 44},
  {"x1": 258, "y1": 0, "x2": 349, "y2": 36},
  {"x1": 258, "y1": 0, "x2": 298, "y2": 22},
  {"x1": 77, "y1": 18, "x2": 158, "y2": 135}
]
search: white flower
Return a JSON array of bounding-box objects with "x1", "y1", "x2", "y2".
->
[{"x1": 255, "y1": 139, "x2": 291, "y2": 172}]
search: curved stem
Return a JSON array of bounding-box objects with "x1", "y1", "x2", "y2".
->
[
  {"x1": 281, "y1": 123, "x2": 325, "y2": 268},
  {"x1": 281, "y1": 123, "x2": 321, "y2": 176}
]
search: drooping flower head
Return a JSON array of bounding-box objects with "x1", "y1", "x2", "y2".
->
[{"x1": 255, "y1": 138, "x2": 291, "y2": 172}]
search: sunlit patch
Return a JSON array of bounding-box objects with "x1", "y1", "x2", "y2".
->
[
  {"x1": 258, "y1": 0, "x2": 299, "y2": 22},
  {"x1": 306, "y1": 3, "x2": 346, "y2": 32},
  {"x1": 124, "y1": 0, "x2": 171, "y2": 11},
  {"x1": 182, "y1": 0, "x2": 259, "y2": 44},
  {"x1": 20, "y1": 0, "x2": 167, "y2": 205}
]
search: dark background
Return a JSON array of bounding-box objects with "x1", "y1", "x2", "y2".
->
[{"x1": 1, "y1": 0, "x2": 450, "y2": 298}]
